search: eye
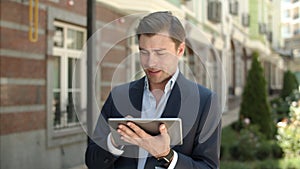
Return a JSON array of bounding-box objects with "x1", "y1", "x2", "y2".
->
[
  {"x1": 157, "y1": 51, "x2": 166, "y2": 55},
  {"x1": 140, "y1": 50, "x2": 149, "y2": 55},
  {"x1": 155, "y1": 50, "x2": 167, "y2": 56}
]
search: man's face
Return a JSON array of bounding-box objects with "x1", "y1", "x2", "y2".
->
[{"x1": 139, "y1": 33, "x2": 185, "y2": 89}]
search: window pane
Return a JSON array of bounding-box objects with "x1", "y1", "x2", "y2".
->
[
  {"x1": 67, "y1": 92, "x2": 79, "y2": 124},
  {"x1": 67, "y1": 29, "x2": 76, "y2": 49},
  {"x1": 68, "y1": 58, "x2": 80, "y2": 88},
  {"x1": 67, "y1": 29, "x2": 84, "y2": 50},
  {"x1": 54, "y1": 26, "x2": 64, "y2": 47},
  {"x1": 53, "y1": 56, "x2": 60, "y2": 89},
  {"x1": 76, "y1": 31, "x2": 84, "y2": 50},
  {"x1": 53, "y1": 92, "x2": 61, "y2": 128}
]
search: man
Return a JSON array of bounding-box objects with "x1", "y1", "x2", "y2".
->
[{"x1": 85, "y1": 11, "x2": 221, "y2": 169}]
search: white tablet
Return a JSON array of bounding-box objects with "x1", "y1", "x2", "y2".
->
[{"x1": 108, "y1": 118, "x2": 183, "y2": 146}]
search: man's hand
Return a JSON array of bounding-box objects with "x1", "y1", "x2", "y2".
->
[{"x1": 117, "y1": 122, "x2": 171, "y2": 158}]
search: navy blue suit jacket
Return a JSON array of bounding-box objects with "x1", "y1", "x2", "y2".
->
[{"x1": 85, "y1": 73, "x2": 222, "y2": 169}]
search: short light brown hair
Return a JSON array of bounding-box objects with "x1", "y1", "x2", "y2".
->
[{"x1": 136, "y1": 11, "x2": 186, "y2": 48}]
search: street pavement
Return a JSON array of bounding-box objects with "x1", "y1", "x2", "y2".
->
[{"x1": 222, "y1": 107, "x2": 240, "y2": 128}]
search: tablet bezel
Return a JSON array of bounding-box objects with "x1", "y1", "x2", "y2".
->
[{"x1": 108, "y1": 118, "x2": 183, "y2": 146}]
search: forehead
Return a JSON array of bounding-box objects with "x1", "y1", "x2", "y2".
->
[{"x1": 138, "y1": 34, "x2": 176, "y2": 49}]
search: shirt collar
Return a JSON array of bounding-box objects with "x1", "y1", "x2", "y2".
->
[{"x1": 144, "y1": 68, "x2": 179, "y2": 93}]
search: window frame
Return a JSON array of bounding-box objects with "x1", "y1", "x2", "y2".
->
[
  {"x1": 46, "y1": 10, "x2": 87, "y2": 147},
  {"x1": 52, "y1": 20, "x2": 86, "y2": 133}
]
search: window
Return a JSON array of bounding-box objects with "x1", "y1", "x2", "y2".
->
[
  {"x1": 294, "y1": 23, "x2": 300, "y2": 35},
  {"x1": 285, "y1": 10, "x2": 290, "y2": 18},
  {"x1": 283, "y1": 24, "x2": 291, "y2": 35},
  {"x1": 52, "y1": 21, "x2": 86, "y2": 131},
  {"x1": 229, "y1": 0, "x2": 239, "y2": 15},
  {"x1": 293, "y1": 7, "x2": 299, "y2": 19},
  {"x1": 207, "y1": 1, "x2": 222, "y2": 23},
  {"x1": 127, "y1": 36, "x2": 144, "y2": 81}
]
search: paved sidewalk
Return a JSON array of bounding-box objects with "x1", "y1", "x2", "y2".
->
[
  {"x1": 221, "y1": 107, "x2": 240, "y2": 128},
  {"x1": 69, "y1": 165, "x2": 87, "y2": 169}
]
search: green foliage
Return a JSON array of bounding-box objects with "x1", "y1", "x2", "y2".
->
[
  {"x1": 229, "y1": 125, "x2": 266, "y2": 161},
  {"x1": 271, "y1": 141, "x2": 284, "y2": 159},
  {"x1": 221, "y1": 161, "x2": 253, "y2": 169},
  {"x1": 280, "y1": 70, "x2": 299, "y2": 99},
  {"x1": 239, "y1": 51, "x2": 274, "y2": 139},
  {"x1": 253, "y1": 159, "x2": 281, "y2": 169},
  {"x1": 221, "y1": 125, "x2": 300, "y2": 169},
  {"x1": 276, "y1": 100, "x2": 300, "y2": 158},
  {"x1": 278, "y1": 158, "x2": 300, "y2": 169},
  {"x1": 255, "y1": 141, "x2": 272, "y2": 160},
  {"x1": 271, "y1": 97, "x2": 291, "y2": 121},
  {"x1": 220, "y1": 125, "x2": 237, "y2": 160},
  {"x1": 221, "y1": 158, "x2": 300, "y2": 169},
  {"x1": 228, "y1": 124, "x2": 284, "y2": 162},
  {"x1": 271, "y1": 89, "x2": 300, "y2": 122},
  {"x1": 230, "y1": 120, "x2": 245, "y2": 133}
]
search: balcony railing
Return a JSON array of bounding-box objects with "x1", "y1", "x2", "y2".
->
[
  {"x1": 207, "y1": 1, "x2": 222, "y2": 23},
  {"x1": 293, "y1": 13, "x2": 299, "y2": 19},
  {"x1": 229, "y1": 1, "x2": 238, "y2": 15},
  {"x1": 242, "y1": 13, "x2": 250, "y2": 27},
  {"x1": 259, "y1": 23, "x2": 267, "y2": 34}
]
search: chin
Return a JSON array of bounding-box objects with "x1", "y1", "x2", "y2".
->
[{"x1": 149, "y1": 76, "x2": 170, "y2": 84}]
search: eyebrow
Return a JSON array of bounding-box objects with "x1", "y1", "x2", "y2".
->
[{"x1": 139, "y1": 47, "x2": 167, "y2": 51}]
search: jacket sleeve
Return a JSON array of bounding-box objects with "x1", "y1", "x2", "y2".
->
[
  {"x1": 85, "y1": 93, "x2": 119, "y2": 169},
  {"x1": 85, "y1": 139, "x2": 117, "y2": 169},
  {"x1": 175, "y1": 92, "x2": 222, "y2": 169}
]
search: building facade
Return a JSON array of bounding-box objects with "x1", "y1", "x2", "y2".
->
[
  {"x1": 0, "y1": 0, "x2": 286, "y2": 168},
  {"x1": 0, "y1": 0, "x2": 126, "y2": 168},
  {"x1": 280, "y1": 0, "x2": 300, "y2": 77}
]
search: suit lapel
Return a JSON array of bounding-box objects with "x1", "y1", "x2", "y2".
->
[
  {"x1": 161, "y1": 72, "x2": 190, "y2": 118},
  {"x1": 128, "y1": 78, "x2": 145, "y2": 118},
  {"x1": 161, "y1": 81, "x2": 181, "y2": 118}
]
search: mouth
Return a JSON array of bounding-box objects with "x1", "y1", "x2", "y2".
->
[{"x1": 147, "y1": 69, "x2": 161, "y2": 76}]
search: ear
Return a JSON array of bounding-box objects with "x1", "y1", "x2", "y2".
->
[{"x1": 177, "y1": 42, "x2": 185, "y2": 58}]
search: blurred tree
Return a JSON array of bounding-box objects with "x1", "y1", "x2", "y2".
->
[
  {"x1": 280, "y1": 70, "x2": 299, "y2": 99},
  {"x1": 239, "y1": 51, "x2": 275, "y2": 139}
]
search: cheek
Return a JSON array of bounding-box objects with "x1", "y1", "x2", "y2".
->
[
  {"x1": 166, "y1": 55, "x2": 179, "y2": 66},
  {"x1": 139, "y1": 56, "x2": 147, "y2": 67},
  {"x1": 162, "y1": 57, "x2": 179, "y2": 70}
]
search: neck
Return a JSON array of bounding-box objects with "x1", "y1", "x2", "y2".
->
[{"x1": 149, "y1": 77, "x2": 171, "y2": 92}]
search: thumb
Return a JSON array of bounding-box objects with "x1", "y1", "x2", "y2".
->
[{"x1": 159, "y1": 124, "x2": 168, "y2": 134}]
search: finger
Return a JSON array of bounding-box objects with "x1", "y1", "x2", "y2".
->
[
  {"x1": 118, "y1": 126, "x2": 141, "y2": 145},
  {"x1": 159, "y1": 124, "x2": 168, "y2": 134},
  {"x1": 118, "y1": 124, "x2": 138, "y2": 138},
  {"x1": 120, "y1": 134, "x2": 138, "y2": 145},
  {"x1": 127, "y1": 122, "x2": 148, "y2": 137}
]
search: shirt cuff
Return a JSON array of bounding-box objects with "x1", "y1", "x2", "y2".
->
[
  {"x1": 167, "y1": 150, "x2": 178, "y2": 169},
  {"x1": 107, "y1": 133, "x2": 124, "y2": 156}
]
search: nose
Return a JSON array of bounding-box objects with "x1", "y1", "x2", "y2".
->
[{"x1": 147, "y1": 52, "x2": 158, "y2": 68}]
